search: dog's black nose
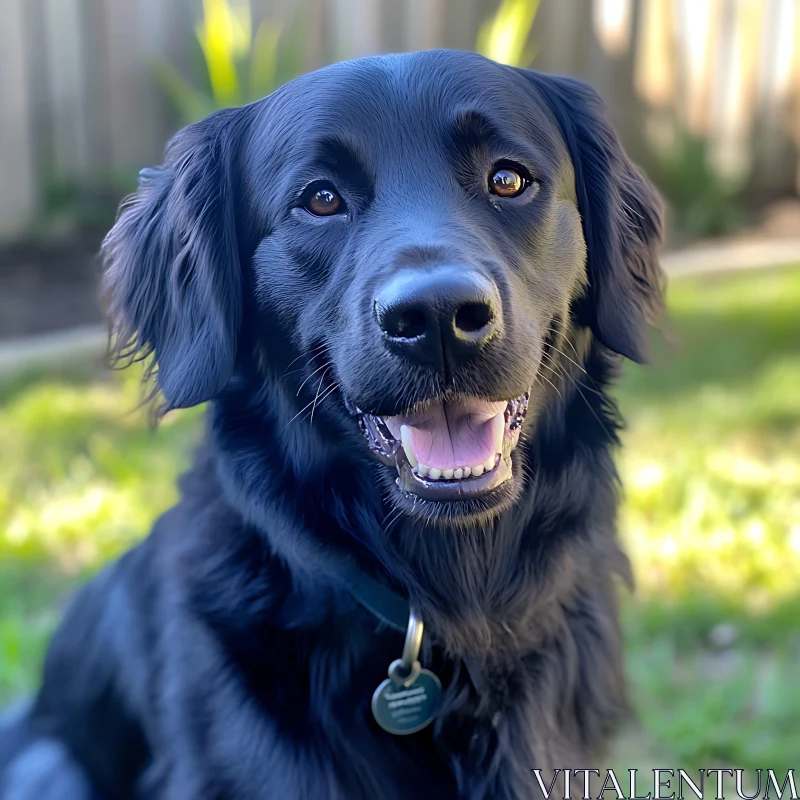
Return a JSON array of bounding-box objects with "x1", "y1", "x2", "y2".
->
[{"x1": 374, "y1": 267, "x2": 501, "y2": 368}]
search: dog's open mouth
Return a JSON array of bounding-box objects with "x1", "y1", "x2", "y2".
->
[{"x1": 346, "y1": 392, "x2": 529, "y2": 500}]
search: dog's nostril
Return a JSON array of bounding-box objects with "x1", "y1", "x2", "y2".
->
[
  {"x1": 455, "y1": 302, "x2": 493, "y2": 334},
  {"x1": 387, "y1": 308, "x2": 427, "y2": 339}
]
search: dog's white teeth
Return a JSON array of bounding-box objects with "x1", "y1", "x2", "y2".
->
[
  {"x1": 399, "y1": 425, "x2": 418, "y2": 468},
  {"x1": 412, "y1": 460, "x2": 498, "y2": 481}
]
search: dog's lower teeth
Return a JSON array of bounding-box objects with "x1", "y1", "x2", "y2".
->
[{"x1": 412, "y1": 458, "x2": 500, "y2": 481}]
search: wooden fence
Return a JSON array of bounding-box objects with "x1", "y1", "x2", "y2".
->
[{"x1": 1, "y1": 0, "x2": 798, "y2": 238}]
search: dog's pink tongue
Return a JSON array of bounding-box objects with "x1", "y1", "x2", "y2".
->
[{"x1": 385, "y1": 399, "x2": 507, "y2": 470}]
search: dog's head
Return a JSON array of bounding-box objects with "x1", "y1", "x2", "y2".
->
[{"x1": 104, "y1": 51, "x2": 663, "y2": 527}]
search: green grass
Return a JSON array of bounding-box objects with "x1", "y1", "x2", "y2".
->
[
  {"x1": 613, "y1": 265, "x2": 800, "y2": 771},
  {"x1": 1, "y1": 265, "x2": 798, "y2": 771},
  {"x1": 0, "y1": 369, "x2": 203, "y2": 698}
]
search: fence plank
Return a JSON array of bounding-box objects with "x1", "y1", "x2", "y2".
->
[
  {"x1": 750, "y1": 0, "x2": 800, "y2": 196},
  {"x1": 42, "y1": 0, "x2": 92, "y2": 178},
  {"x1": 102, "y1": 0, "x2": 180, "y2": 173},
  {"x1": 791, "y1": 0, "x2": 800, "y2": 192},
  {"x1": 328, "y1": 0, "x2": 382, "y2": 58},
  {"x1": 405, "y1": 0, "x2": 446, "y2": 51},
  {"x1": 303, "y1": 0, "x2": 331, "y2": 70},
  {"x1": 535, "y1": 0, "x2": 586, "y2": 75},
  {"x1": 0, "y1": 0, "x2": 38, "y2": 235},
  {"x1": 441, "y1": 0, "x2": 480, "y2": 51}
]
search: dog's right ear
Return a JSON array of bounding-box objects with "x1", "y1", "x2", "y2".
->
[{"x1": 103, "y1": 107, "x2": 248, "y2": 411}]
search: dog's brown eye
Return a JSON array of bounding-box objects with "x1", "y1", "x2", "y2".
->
[
  {"x1": 489, "y1": 167, "x2": 528, "y2": 198},
  {"x1": 305, "y1": 188, "x2": 343, "y2": 216}
]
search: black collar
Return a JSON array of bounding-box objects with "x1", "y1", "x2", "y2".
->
[{"x1": 336, "y1": 558, "x2": 410, "y2": 632}]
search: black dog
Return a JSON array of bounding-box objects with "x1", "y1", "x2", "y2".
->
[{"x1": 0, "y1": 50, "x2": 663, "y2": 799}]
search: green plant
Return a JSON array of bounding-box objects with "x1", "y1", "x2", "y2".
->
[
  {"x1": 476, "y1": 0, "x2": 540, "y2": 67},
  {"x1": 36, "y1": 171, "x2": 134, "y2": 233},
  {"x1": 647, "y1": 129, "x2": 749, "y2": 239},
  {"x1": 153, "y1": 0, "x2": 303, "y2": 125}
]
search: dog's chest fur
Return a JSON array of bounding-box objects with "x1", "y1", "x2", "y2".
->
[{"x1": 142, "y1": 428, "x2": 627, "y2": 800}]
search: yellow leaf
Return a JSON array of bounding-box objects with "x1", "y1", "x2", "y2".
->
[
  {"x1": 196, "y1": 0, "x2": 252, "y2": 106},
  {"x1": 476, "y1": 0, "x2": 540, "y2": 67}
]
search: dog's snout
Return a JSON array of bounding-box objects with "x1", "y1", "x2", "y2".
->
[{"x1": 374, "y1": 267, "x2": 501, "y2": 368}]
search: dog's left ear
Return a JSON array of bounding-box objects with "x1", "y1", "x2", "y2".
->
[
  {"x1": 103, "y1": 107, "x2": 248, "y2": 410},
  {"x1": 516, "y1": 69, "x2": 665, "y2": 362}
]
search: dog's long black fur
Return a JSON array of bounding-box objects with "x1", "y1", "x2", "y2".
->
[{"x1": 0, "y1": 51, "x2": 663, "y2": 800}]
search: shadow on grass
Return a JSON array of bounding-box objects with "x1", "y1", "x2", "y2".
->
[{"x1": 621, "y1": 265, "x2": 800, "y2": 406}]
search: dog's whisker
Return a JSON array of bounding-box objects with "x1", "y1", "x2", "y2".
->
[
  {"x1": 281, "y1": 353, "x2": 329, "y2": 382},
  {"x1": 296, "y1": 361, "x2": 332, "y2": 397},
  {"x1": 285, "y1": 380, "x2": 338, "y2": 428},
  {"x1": 545, "y1": 354, "x2": 608, "y2": 403},
  {"x1": 282, "y1": 362, "x2": 318, "y2": 381},
  {"x1": 543, "y1": 340, "x2": 589, "y2": 376},
  {"x1": 574, "y1": 382, "x2": 612, "y2": 436},
  {"x1": 310, "y1": 381, "x2": 339, "y2": 426},
  {"x1": 281, "y1": 343, "x2": 327, "y2": 374},
  {"x1": 381, "y1": 504, "x2": 405, "y2": 536},
  {"x1": 536, "y1": 363, "x2": 564, "y2": 402},
  {"x1": 542, "y1": 355, "x2": 587, "y2": 405},
  {"x1": 552, "y1": 365, "x2": 614, "y2": 436},
  {"x1": 308, "y1": 369, "x2": 332, "y2": 427},
  {"x1": 545, "y1": 323, "x2": 583, "y2": 363},
  {"x1": 521, "y1": 462, "x2": 536, "y2": 485},
  {"x1": 571, "y1": 377, "x2": 608, "y2": 403},
  {"x1": 540, "y1": 349, "x2": 574, "y2": 381},
  {"x1": 281, "y1": 342, "x2": 328, "y2": 378}
]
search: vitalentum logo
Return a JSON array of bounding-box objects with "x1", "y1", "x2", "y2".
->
[{"x1": 529, "y1": 769, "x2": 798, "y2": 800}]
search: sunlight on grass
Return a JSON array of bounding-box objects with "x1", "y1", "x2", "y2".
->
[
  {"x1": 0, "y1": 372, "x2": 201, "y2": 573},
  {"x1": 612, "y1": 265, "x2": 800, "y2": 771},
  {"x1": 1, "y1": 265, "x2": 798, "y2": 769},
  {"x1": 617, "y1": 267, "x2": 800, "y2": 626},
  {"x1": 0, "y1": 368, "x2": 203, "y2": 700}
]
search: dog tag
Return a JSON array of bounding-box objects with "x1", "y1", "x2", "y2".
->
[
  {"x1": 371, "y1": 607, "x2": 442, "y2": 735},
  {"x1": 372, "y1": 667, "x2": 442, "y2": 735}
]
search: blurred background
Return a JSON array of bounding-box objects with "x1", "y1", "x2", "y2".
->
[{"x1": 0, "y1": 0, "x2": 798, "y2": 778}]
